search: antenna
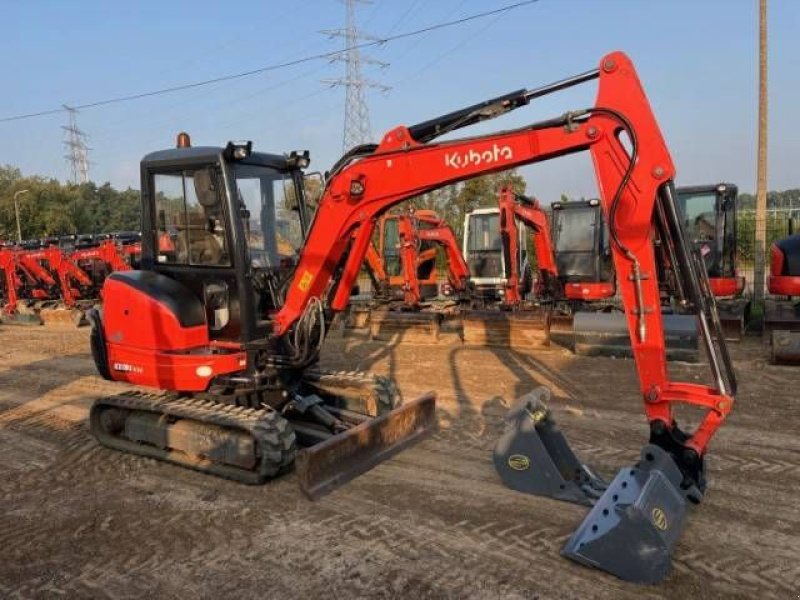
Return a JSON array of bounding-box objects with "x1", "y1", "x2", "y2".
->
[
  {"x1": 62, "y1": 105, "x2": 90, "y2": 184},
  {"x1": 321, "y1": 0, "x2": 390, "y2": 153}
]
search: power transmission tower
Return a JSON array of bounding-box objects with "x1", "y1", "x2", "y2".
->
[
  {"x1": 322, "y1": 0, "x2": 390, "y2": 153},
  {"x1": 62, "y1": 105, "x2": 90, "y2": 184}
]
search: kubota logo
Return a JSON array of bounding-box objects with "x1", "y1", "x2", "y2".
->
[
  {"x1": 651, "y1": 507, "x2": 668, "y2": 531},
  {"x1": 507, "y1": 454, "x2": 531, "y2": 471},
  {"x1": 444, "y1": 144, "x2": 513, "y2": 169}
]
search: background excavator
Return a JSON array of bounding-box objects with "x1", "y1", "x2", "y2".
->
[
  {"x1": 460, "y1": 186, "x2": 556, "y2": 346},
  {"x1": 0, "y1": 236, "x2": 141, "y2": 326},
  {"x1": 361, "y1": 208, "x2": 469, "y2": 342},
  {"x1": 674, "y1": 183, "x2": 749, "y2": 340},
  {"x1": 549, "y1": 197, "x2": 700, "y2": 361},
  {"x1": 88, "y1": 52, "x2": 735, "y2": 584},
  {"x1": 765, "y1": 231, "x2": 800, "y2": 363}
]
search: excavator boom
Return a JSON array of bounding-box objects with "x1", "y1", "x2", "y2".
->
[{"x1": 273, "y1": 51, "x2": 735, "y2": 582}]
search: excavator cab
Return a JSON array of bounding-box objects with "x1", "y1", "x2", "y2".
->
[
  {"x1": 675, "y1": 184, "x2": 748, "y2": 339},
  {"x1": 550, "y1": 199, "x2": 614, "y2": 301},
  {"x1": 140, "y1": 142, "x2": 310, "y2": 344},
  {"x1": 463, "y1": 207, "x2": 529, "y2": 302},
  {"x1": 377, "y1": 211, "x2": 439, "y2": 296},
  {"x1": 675, "y1": 184, "x2": 740, "y2": 296}
]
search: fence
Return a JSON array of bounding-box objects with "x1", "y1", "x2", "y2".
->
[{"x1": 736, "y1": 208, "x2": 800, "y2": 303}]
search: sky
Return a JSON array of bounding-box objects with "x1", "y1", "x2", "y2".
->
[{"x1": 1, "y1": 0, "x2": 797, "y2": 201}]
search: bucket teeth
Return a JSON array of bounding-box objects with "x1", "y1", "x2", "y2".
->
[
  {"x1": 493, "y1": 387, "x2": 607, "y2": 506},
  {"x1": 561, "y1": 444, "x2": 689, "y2": 584}
]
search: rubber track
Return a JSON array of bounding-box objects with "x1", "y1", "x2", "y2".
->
[{"x1": 90, "y1": 390, "x2": 296, "y2": 484}]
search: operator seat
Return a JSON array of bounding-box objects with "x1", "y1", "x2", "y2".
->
[{"x1": 173, "y1": 211, "x2": 223, "y2": 265}]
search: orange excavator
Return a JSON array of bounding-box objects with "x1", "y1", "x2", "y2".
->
[
  {"x1": 363, "y1": 209, "x2": 468, "y2": 304},
  {"x1": 87, "y1": 52, "x2": 734, "y2": 583},
  {"x1": 361, "y1": 208, "x2": 470, "y2": 341}
]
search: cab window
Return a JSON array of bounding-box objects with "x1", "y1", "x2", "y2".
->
[
  {"x1": 153, "y1": 167, "x2": 230, "y2": 266},
  {"x1": 234, "y1": 164, "x2": 303, "y2": 271}
]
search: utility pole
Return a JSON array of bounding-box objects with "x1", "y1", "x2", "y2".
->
[
  {"x1": 62, "y1": 105, "x2": 90, "y2": 184},
  {"x1": 322, "y1": 0, "x2": 390, "y2": 153},
  {"x1": 754, "y1": 0, "x2": 768, "y2": 308}
]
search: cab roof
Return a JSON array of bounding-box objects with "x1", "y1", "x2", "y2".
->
[{"x1": 141, "y1": 146, "x2": 291, "y2": 171}]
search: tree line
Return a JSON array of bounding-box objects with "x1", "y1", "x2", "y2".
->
[
  {"x1": 2, "y1": 161, "x2": 798, "y2": 258},
  {"x1": 0, "y1": 165, "x2": 140, "y2": 241}
]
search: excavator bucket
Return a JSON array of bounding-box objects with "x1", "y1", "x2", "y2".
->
[
  {"x1": 493, "y1": 388, "x2": 606, "y2": 506},
  {"x1": 562, "y1": 444, "x2": 690, "y2": 584},
  {"x1": 462, "y1": 309, "x2": 550, "y2": 347},
  {"x1": 295, "y1": 392, "x2": 436, "y2": 499}
]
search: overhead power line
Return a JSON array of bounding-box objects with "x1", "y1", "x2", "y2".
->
[{"x1": 0, "y1": 0, "x2": 540, "y2": 124}]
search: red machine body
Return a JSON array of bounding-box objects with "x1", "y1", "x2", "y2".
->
[
  {"x1": 101, "y1": 272, "x2": 245, "y2": 391},
  {"x1": 563, "y1": 281, "x2": 615, "y2": 301},
  {"x1": 0, "y1": 248, "x2": 23, "y2": 314},
  {"x1": 768, "y1": 239, "x2": 800, "y2": 296},
  {"x1": 765, "y1": 235, "x2": 800, "y2": 363}
]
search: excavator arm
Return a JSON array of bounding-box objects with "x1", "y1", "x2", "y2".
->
[
  {"x1": 276, "y1": 50, "x2": 734, "y2": 469},
  {"x1": 415, "y1": 217, "x2": 470, "y2": 293},
  {"x1": 496, "y1": 185, "x2": 559, "y2": 303}
]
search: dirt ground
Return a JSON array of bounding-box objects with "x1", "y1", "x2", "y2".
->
[{"x1": 0, "y1": 324, "x2": 798, "y2": 600}]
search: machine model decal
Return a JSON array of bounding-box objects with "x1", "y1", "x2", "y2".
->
[{"x1": 112, "y1": 362, "x2": 144, "y2": 375}]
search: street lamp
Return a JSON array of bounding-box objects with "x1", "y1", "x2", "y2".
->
[{"x1": 13, "y1": 189, "x2": 29, "y2": 243}]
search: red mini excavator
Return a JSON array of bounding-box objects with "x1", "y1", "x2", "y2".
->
[
  {"x1": 89, "y1": 52, "x2": 735, "y2": 583},
  {"x1": 365, "y1": 208, "x2": 468, "y2": 306},
  {"x1": 674, "y1": 183, "x2": 749, "y2": 340},
  {"x1": 461, "y1": 185, "x2": 558, "y2": 346},
  {"x1": 363, "y1": 208, "x2": 469, "y2": 342}
]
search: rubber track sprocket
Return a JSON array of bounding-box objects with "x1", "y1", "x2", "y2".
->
[
  {"x1": 90, "y1": 390, "x2": 296, "y2": 484},
  {"x1": 301, "y1": 369, "x2": 402, "y2": 416}
]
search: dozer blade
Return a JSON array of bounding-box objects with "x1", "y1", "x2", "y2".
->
[
  {"x1": 771, "y1": 329, "x2": 800, "y2": 364},
  {"x1": 369, "y1": 309, "x2": 442, "y2": 343},
  {"x1": 0, "y1": 311, "x2": 43, "y2": 326},
  {"x1": 562, "y1": 444, "x2": 689, "y2": 584},
  {"x1": 493, "y1": 388, "x2": 606, "y2": 506},
  {"x1": 296, "y1": 392, "x2": 436, "y2": 500},
  {"x1": 462, "y1": 309, "x2": 550, "y2": 347},
  {"x1": 39, "y1": 307, "x2": 89, "y2": 327},
  {"x1": 573, "y1": 311, "x2": 698, "y2": 362}
]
